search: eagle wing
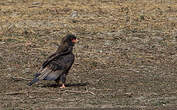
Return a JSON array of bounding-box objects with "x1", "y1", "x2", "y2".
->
[
  {"x1": 37, "y1": 52, "x2": 74, "y2": 81},
  {"x1": 42, "y1": 46, "x2": 72, "y2": 68},
  {"x1": 28, "y1": 50, "x2": 74, "y2": 86}
]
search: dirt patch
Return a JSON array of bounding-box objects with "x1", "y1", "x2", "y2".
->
[{"x1": 0, "y1": 0, "x2": 177, "y2": 109}]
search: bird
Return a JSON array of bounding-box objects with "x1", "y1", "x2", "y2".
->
[{"x1": 27, "y1": 34, "x2": 78, "y2": 88}]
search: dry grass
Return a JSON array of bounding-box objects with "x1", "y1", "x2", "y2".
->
[{"x1": 0, "y1": 0, "x2": 177, "y2": 109}]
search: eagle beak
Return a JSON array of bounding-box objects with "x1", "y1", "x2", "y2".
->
[{"x1": 72, "y1": 39, "x2": 79, "y2": 43}]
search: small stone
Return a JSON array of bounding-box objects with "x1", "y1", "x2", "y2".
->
[
  {"x1": 0, "y1": 42, "x2": 5, "y2": 44},
  {"x1": 104, "y1": 40, "x2": 112, "y2": 46},
  {"x1": 32, "y1": 2, "x2": 40, "y2": 5},
  {"x1": 8, "y1": 67, "x2": 15, "y2": 72},
  {"x1": 24, "y1": 68, "x2": 30, "y2": 73},
  {"x1": 99, "y1": 50, "x2": 103, "y2": 53},
  {"x1": 168, "y1": 16, "x2": 177, "y2": 21},
  {"x1": 70, "y1": 11, "x2": 78, "y2": 18},
  {"x1": 125, "y1": 92, "x2": 133, "y2": 97},
  {"x1": 152, "y1": 36, "x2": 164, "y2": 41},
  {"x1": 101, "y1": 104, "x2": 113, "y2": 108}
]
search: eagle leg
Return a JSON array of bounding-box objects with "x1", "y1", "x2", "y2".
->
[
  {"x1": 60, "y1": 84, "x2": 66, "y2": 88},
  {"x1": 60, "y1": 74, "x2": 66, "y2": 88}
]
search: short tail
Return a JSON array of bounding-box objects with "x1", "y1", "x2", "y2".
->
[
  {"x1": 27, "y1": 72, "x2": 41, "y2": 86},
  {"x1": 34, "y1": 73, "x2": 40, "y2": 78},
  {"x1": 27, "y1": 78, "x2": 39, "y2": 86}
]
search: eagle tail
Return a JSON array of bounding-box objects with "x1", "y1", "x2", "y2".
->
[
  {"x1": 34, "y1": 72, "x2": 40, "y2": 78},
  {"x1": 27, "y1": 77, "x2": 39, "y2": 86}
]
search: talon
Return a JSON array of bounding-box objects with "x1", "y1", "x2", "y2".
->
[{"x1": 60, "y1": 84, "x2": 66, "y2": 88}]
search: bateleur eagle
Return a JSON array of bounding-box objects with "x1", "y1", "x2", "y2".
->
[{"x1": 28, "y1": 34, "x2": 78, "y2": 88}]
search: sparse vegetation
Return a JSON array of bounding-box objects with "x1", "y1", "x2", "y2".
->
[{"x1": 0, "y1": 0, "x2": 177, "y2": 109}]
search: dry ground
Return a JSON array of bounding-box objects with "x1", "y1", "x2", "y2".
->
[{"x1": 0, "y1": 0, "x2": 177, "y2": 109}]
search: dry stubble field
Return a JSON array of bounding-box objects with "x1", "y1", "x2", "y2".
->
[{"x1": 0, "y1": 0, "x2": 177, "y2": 109}]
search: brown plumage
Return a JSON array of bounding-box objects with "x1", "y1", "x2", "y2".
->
[{"x1": 28, "y1": 34, "x2": 78, "y2": 88}]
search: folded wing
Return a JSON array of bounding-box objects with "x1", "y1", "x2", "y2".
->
[{"x1": 28, "y1": 51, "x2": 74, "y2": 86}]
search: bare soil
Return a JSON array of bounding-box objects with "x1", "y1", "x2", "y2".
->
[{"x1": 0, "y1": 0, "x2": 177, "y2": 109}]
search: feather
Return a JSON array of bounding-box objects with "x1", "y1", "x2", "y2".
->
[{"x1": 27, "y1": 78, "x2": 39, "y2": 86}]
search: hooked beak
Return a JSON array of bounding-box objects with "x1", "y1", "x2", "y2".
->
[{"x1": 72, "y1": 39, "x2": 79, "y2": 43}]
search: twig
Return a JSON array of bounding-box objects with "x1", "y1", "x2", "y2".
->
[
  {"x1": 11, "y1": 77, "x2": 31, "y2": 81},
  {"x1": 4, "y1": 90, "x2": 56, "y2": 95},
  {"x1": 64, "y1": 90, "x2": 95, "y2": 95},
  {"x1": 76, "y1": 99, "x2": 85, "y2": 103},
  {"x1": 87, "y1": 91, "x2": 95, "y2": 95},
  {"x1": 91, "y1": 88, "x2": 113, "y2": 91},
  {"x1": 5, "y1": 91, "x2": 28, "y2": 95}
]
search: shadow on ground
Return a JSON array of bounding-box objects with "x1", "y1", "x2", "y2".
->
[{"x1": 41, "y1": 82, "x2": 89, "y2": 88}]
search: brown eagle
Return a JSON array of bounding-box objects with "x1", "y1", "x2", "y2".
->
[{"x1": 28, "y1": 34, "x2": 78, "y2": 88}]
